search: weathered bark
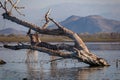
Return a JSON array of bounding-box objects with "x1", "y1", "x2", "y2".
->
[
  {"x1": 2, "y1": 13, "x2": 110, "y2": 66},
  {"x1": 49, "y1": 18, "x2": 89, "y2": 53},
  {"x1": 2, "y1": 13, "x2": 64, "y2": 35},
  {"x1": 4, "y1": 44, "x2": 109, "y2": 66}
]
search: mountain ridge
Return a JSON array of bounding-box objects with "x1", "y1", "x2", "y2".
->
[
  {"x1": 59, "y1": 15, "x2": 120, "y2": 33},
  {"x1": 0, "y1": 15, "x2": 120, "y2": 34},
  {"x1": 0, "y1": 28, "x2": 26, "y2": 35}
]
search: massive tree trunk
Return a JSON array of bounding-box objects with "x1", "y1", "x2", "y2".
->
[{"x1": 2, "y1": 13, "x2": 109, "y2": 66}]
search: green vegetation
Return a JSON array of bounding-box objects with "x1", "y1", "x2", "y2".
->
[{"x1": 0, "y1": 32, "x2": 120, "y2": 42}]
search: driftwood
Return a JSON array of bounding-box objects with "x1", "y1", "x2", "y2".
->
[{"x1": 0, "y1": 0, "x2": 109, "y2": 66}]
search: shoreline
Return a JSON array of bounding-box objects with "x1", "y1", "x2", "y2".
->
[
  {"x1": 0, "y1": 41, "x2": 120, "y2": 44},
  {"x1": 0, "y1": 35, "x2": 120, "y2": 43}
]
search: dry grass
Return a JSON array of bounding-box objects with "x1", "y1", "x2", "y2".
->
[{"x1": 0, "y1": 35, "x2": 120, "y2": 42}]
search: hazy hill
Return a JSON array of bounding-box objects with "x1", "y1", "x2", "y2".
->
[
  {"x1": 1, "y1": 15, "x2": 120, "y2": 35},
  {"x1": 0, "y1": 28, "x2": 26, "y2": 35},
  {"x1": 59, "y1": 15, "x2": 120, "y2": 33}
]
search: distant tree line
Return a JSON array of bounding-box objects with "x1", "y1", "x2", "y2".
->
[
  {"x1": 0, "y1": 32, "x2": 120, "y2": 42},
  {"x1": 79, "y1": 32, "x2": 120, "y2": 42},
  {"x1": 79, "y1": 32, "x2": 120, "y2": 39},
  {"x1": 0, "y1": 34, "x2": 18, "y2": 37}
]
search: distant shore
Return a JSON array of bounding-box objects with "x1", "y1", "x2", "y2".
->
[{"x1": 0, "y1": 35, "x2": 120, "y2": 42}]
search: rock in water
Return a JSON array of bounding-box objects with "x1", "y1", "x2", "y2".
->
[{"x1": 0, "y1": 59, "x2": 6, "y2": 64}]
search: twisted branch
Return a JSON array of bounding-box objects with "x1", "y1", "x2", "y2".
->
[{"x1": 42, "y1": 9, "x2": 51, "y2": 29}]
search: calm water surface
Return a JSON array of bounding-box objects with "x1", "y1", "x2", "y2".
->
[{"x1": 0, "y1": 42, "x2": 120, "y2": 80}]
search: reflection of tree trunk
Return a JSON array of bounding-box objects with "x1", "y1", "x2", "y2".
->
[
  {"x1": 40, "y1": 61, "x2": 45, "y2": 80},
  {"x1": 50, "y1": 56, "x2": 57, "y2": 77},
  {"x1": 26, "y1": 50, "x2": 38, "y2": 63},
  {"x1": 3, "y1": 13, "x2": 109, "y2": 66},
  {"x1": 26, "y1": 63, "x2": 39, "y2": 80},
  {"x1": 76, "y1": 67, "x2": 107, "y2": 80},
  {"x1": 49, "y1": 66, "x2": 107, "y2": 80}
]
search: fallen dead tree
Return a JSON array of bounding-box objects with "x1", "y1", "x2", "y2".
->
[{"x1": 0, "y1": 0, "x2": 109, "y2": 66}]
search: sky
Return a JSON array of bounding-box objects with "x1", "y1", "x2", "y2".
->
[{"x1": 0, "y1": 0, "x2": 120, "y2": 31}]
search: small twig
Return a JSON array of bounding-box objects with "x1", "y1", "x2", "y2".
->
[
  {"x1": 49, "y1": 57, "x2": 64, "y2": 62},
  {"x1": 14, "y1": 7, "x2": 25, "y2": 16},
  {"x1": 15, "y1": 6, "x2": 25, "y2": 9},
  {"x1": 4, "y1": 0, "x2": 8, "y2": 11},
  {"x1": 27, "y1": 28, "x2": 31, "y2": 35},
  {"x1": 0, "y1": 1, "x2": 8, "y2": 12},
  {"x1": 49, "y1": 17, "x2": 63, "y2": 29}
]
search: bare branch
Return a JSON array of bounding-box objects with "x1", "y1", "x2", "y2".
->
[
  {"x1": 45, "y1": 9, "x2": 51, "y2": 22},
  {"x1": 0, "y1": 0, "x2": 24, "y2": 15},
  {"x1": 49, "y1": 58, "x2": 64, "y2": 62},
  {"x1": 4, "y1": 0, "x2": 7, "y2": 11},
  {"x1": 49, "y1": 17, "x2": 63, "y2": 29},
  {"x1": 42, "y1": 9, "x2": 51, "y2": 29},
  {"x1": 14, "y1": 7, "x2": 25, "y2": 16},
  {"x1": 27, "y1": 28, "x2": 31, "y2": 35},
  {"x1": 8, "y1": 0, "x2": 19, "y2": 12},
  {"x1": 2, "y1": 13, "x2": 65, "y2": 35},
  {"x1": 0, "y1": 1, "x2": 8, "y2": 12},
  {"x1": 7, "y1": 0, "x2": 25, "y2": 16}
]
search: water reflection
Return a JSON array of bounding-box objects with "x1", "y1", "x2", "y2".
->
[
  {"x1": 0, "y1": 42, "x2": 120, "y2": 80},
  {"x1": 49, "y1": 66, "x2": 108, "y2": 80},
  {"x1": 87, "y1": 42, "x2": 120, "y2": 50},
  {"x1": 25, "y1": 62, "x2": 40, "y2": 80},
  {"x1": 25, "y1": 50, "x2": 38, "y2": 63},
  {"x1": 24, "y1": 59, "x2": 108, "y2": 80},
  {"x1": 50, "y1": 56, "x2": 58, "y2": 78}
]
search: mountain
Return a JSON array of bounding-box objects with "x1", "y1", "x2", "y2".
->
[
  {"x1": 57, "y1": 15, "x2": 120, "y2": 33},
  {"x1": 1, "y1": 15, "x2": 120, "y2": 35},
  {"x1": 0, "y1": 28, "x2": 26, "y2": 35}
]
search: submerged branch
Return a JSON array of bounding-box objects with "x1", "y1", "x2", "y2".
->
[
  {"x1": 3, "y1": 43, "x2": 110, "y2": 66},
  {"x1": 3, "y1": 44, "x2": 74, "y2": 58}
]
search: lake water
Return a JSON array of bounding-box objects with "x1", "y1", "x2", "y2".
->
[{"x1": 0, "y1": 42, "x2": 120, "y2": 80}]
